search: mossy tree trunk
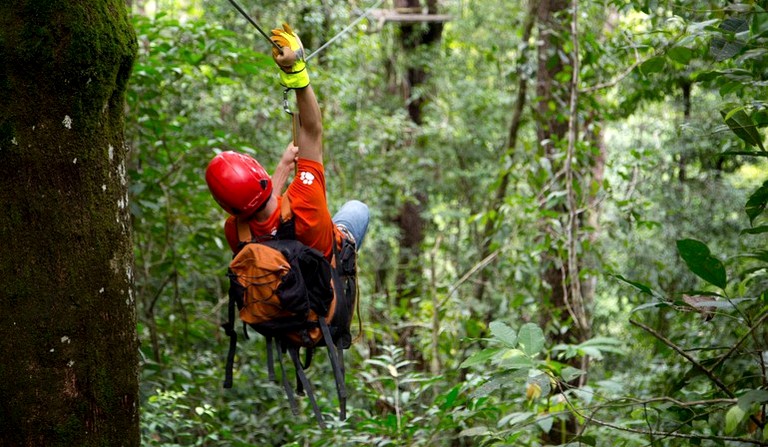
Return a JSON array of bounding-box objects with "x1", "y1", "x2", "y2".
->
[{"x1": 0, "y1": 2, "x2": 138, "y2": 446}]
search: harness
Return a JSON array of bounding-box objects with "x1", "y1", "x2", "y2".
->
[{"x1": 223, "y1": 196, "x2": 359, "y2": 427}]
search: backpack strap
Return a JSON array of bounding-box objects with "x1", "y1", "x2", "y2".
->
[
  {"x1": 287, "y1": 346, "x2": 326, "y2": 428},
  {"x1": 276, "y1": 340, "x2": 300, "y2": 416},
  {"x1": 275, "y1": 196, "x2": 296, "y2": 240},
  {"x1": 319, "y1": 315, "x2": 347, "y2": 420},
  {"x1": 266, "y1": 336, "x2": 276, "y2": 382},
  {"x1": 223, "y1": 218, "x2": 253, "y2": 389},
  {"x1": 222, "y1": 283, "x2": 238, "y2": 389}
]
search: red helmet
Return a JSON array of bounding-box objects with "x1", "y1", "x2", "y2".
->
[{"x1": 205, "y1": 151, "x2": 273, "y2": 217}]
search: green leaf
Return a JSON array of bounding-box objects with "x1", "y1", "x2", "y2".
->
[
  {"x1": 745, "y1": 181, "x2": 768, "y2": 225},
  {"x1": 489, "y1": 321, "x2": 518, "y2": 347},
  {"x1": 738, "y1": 389, "x2": 768, "y2": 409},
  {"x1": 536, "y1": 414, "x2": 554, "y2": 433},
  {"x1": 498, "y1": 411, "x2": 535, "y2": 428},
  {"x1": 725, "y1": 405, "x2": 746, "y2": 434},
  {"x1": 438, "y1": 386, "x2": 460, "y2": 410},
  {"x1": 720, "y1": 107, "x2": 766, "y2": 151},
  {"x1": 517, "y1": 323, "x2": 545, "y2": 357},
  {"x1": 752, "y1": 5, "x2": 768, "y2": 38},
  {"x1": 710, "y1": 17, "x2": 748, "y2": 61},
  {"x1": 458, "y1": 426, "x2": 490, "y2": 437},
  {"x1": 497, "y1": 349, "x2": 534, "y2": 369},
  {"x1": 460, "y1": 348, "x2": 501, "y2": 368},
  {"x1": 676, "y1": 239, "x2": 727, "y2": 289},
  {"x1": 630, "y1": 301, "x2": 669, "y2": 313},
  {"x1": 667, "y1": 47, "x2": 693, "y2": 65},
  {"x1": 574, "y1": 435, "x2": 597, "y2": 446},
  {"x1": 577, "y1": 337, "x2": 626, "y2": 356},
  {"x1": 639, "y1": 56, "x2": 665, "y2": 75},
  {"x1": 612, "y1": 274, "x2": 655, "y2": 296},
  {"x1": 693, "y1": 70, "x2": 723, "y2": 82},
  {"x1": 561, "y1": 366, "x2": 586, "y2": 382},
  {"x1": 471, "y1": 376, "x2": 506, "y2": 399},
  {"x1": 579, "y1": 346, "x2": 604, "y2": 360},
  {"x1": 741, "y1": 225, "x2": 768, "y2": 235}
]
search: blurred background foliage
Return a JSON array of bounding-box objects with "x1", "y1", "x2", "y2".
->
[{"x1": 127, "y1": 0, "x2": 768, "y2": 445}]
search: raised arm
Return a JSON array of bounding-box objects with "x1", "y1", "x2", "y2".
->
[
  {"x1": 271, "y1": 24, "x2": 323, "y2": 163},
  {"x1": 293, "y1": 84, "x2": 322, "y2": 162}
]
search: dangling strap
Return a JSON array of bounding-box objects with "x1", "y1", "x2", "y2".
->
[
  {"x1": 293, "y1": 347, "x2": 313, "y2": 396},
  {"x1": 320, "y1": 316, "x2": 347, "y2": 420},
  {"x1": 266, "y1": 336, "x2": 276, "y2": 382},
  {"x1": 302, "y1": 347, "x2": 314, "y2": 370},
  {"x1": 336, "y1": 338, "x2": 347, "y2": 420},
  {"x1": 327, "y1": 240, "x2": 350, "y2": 419},
  {"x1": 276, "y1": 341, "x2": 299, "y2": 416},
  {"x1": 288, "y1": 346, "x2": 326, "y2": 428},
  {"x1": 222, "y1": 285, "x2": 238, "y2": 389}
]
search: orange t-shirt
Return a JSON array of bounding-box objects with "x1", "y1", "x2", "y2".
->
[{"x1": 224, "y1": 158, "x2": 339, "y2": 259}]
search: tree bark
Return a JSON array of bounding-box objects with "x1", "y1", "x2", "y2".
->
[
  {"x1": 474, "y1": 0, "x2": 537, "y2": 306},
  {"x1": 535, "y1": 0, "x2": 592, "y2": 443},
  {"x1": 393, "y1": 0, "x2": 443, "y2": 365},
  {"x1": 0, "y1": 2, "x2": 139, "y2": 446}
]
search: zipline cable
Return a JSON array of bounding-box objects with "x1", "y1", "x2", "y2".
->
[
  {"x1": 225, "y1": 0, "x2": 283, "y2": 53},
  {"x1": 306, "y1": 0, "x2": 387, "y2": 61},
  {"x1": 224, "y1": 0, "x2": 386, "y2": 60},
  {"x1": 224, "y1": 0, "x2": 386, "y2": 157}
]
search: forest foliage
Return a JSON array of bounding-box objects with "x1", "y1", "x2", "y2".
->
[{"x1": 128, "y1": 0, "x2": 768, "y2": 445}]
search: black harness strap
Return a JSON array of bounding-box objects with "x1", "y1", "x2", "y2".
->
[
  {"x1": 276, "y1": 340, "x2": 299, "y2": 416},
  {"x1": 288, "y1": 346, "x2": 326, "y2": 428},
  {"x1": 320, "y1": 315, "x2": 347, "y2": 420},
  {"x1": 223, "y1": 285, "x2": 238, "y2": 389},
  {"x1": 266, "y1": 336, "x2": 276, "y2": 382}
]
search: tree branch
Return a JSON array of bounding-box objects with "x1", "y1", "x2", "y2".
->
[
  {"x1": 630, "y1": 318, "x2": 765, "y2": 430},
  {"x1": 630, "y1": 319, "x2": 734, "y2": 397}
]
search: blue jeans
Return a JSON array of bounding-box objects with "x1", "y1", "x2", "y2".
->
[{"x1": 332, "y1": 200, "x2": 370, "y2": 250}]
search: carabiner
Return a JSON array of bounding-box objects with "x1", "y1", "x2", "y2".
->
[{"x1": 283, "y1": 88, "x2": 293, "y2": 116}]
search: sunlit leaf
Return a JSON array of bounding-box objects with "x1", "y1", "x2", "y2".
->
[
  {"x1": 460, "y1": 348, "x2": 501, "y2": 368},
  {"x1": 489, "y1": 321, "x2": 517, "y2": 347},
  {"x1": 517, "y1": 323, "x2": 545, "y2": 357},
  {"x1": 498, "y1": 411, "x2": 535, "y2": 428},
  {"x1": 458, "y1": 426, "x2": 490, "y2": 437},
  {"x1": 725, "y1": 404, "x2": 746, "y2": 434},
  {"x1": 498, "y1": 349, "x2": 534, "y2": 369},
  {"x1": 536, "y1": 413, "x2": 553, "y2": 432}
]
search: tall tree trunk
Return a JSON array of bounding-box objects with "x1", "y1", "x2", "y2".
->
[
  {"x1": 393, "y1": 0, "x2": 443, "y2": 364},
  {"x1": 536, "y1": 0, "x2": 576, "y2": 339},
  {"x1": 535, "y1": 0, "x2": 594, "y2": 443},
  {"x1": 475, "y1": 0, "x2": 538, "y2": 307},
  {"x1": 0, "y1": 2, "x2": 139, "y2": 446}
]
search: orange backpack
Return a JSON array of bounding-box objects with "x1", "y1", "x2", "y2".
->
[{"x1": 221, "y1": 199, "x2": 357, "y2": 427}]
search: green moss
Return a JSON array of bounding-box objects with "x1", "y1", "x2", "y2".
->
[{"x1": 0, "y1": 1, "x2": 139, "y2": 445}]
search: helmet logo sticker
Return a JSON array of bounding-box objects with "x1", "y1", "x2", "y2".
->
[{"x1": 300, "y1": 171, "x2": 315, "y2": 185}]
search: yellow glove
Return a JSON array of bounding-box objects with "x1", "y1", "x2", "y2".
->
[{"x1": 270, "y1": 23, "x2": 309, "y2": 89}]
